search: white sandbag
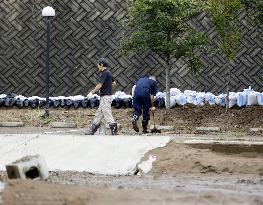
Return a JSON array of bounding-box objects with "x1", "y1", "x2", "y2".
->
[
  {"x1": 229, "y1": 92, "x2": 238, "y2": 108},
  {"x1": 247, "y1": 92, "x2": 258, "y2": 106},
  {"x1": 184, "y1": 90, "x2": 196, "y2": 104},
  {"x1": 175, "y1": 94, "x2": 187, "y2": 106},
  {"x1": 215, "y1": 94, "x2": 226, "y2": 106},
  {"x1": 170, "y1": 96, "x2": 177, "y2": 108},
  {"x1": 170, "y1": 88, "x2": 181, "y2": 96},
  {"x1": 205, "y1": 93, "x2": 216, "y2": 105},
  {"x1": 0, "y1": 94, "x2": 7, "y2": 98},
  {"x1": 114, "y1": 91, "x2": 132, "y2": 99},
  {"x1": 194, "y1": 93, "x2": 205, "y2": 106},
  {"x1": 257, "y1": 93, "x2": 263, "y2": 106},
  {"x1": 69, "y1": 95, "x2": 86, "y2": 101},
  {"x1": 237, "y1": 92, "x2": 247, "y2": 107},
  {"x1": 15, "y1": 95, "x2": 27, "y2": 101},
  {"x1": 156, "y1": 92, "x2": 166, "y2": 99}
]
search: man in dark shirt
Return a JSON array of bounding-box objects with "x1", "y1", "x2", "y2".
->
[
  {"x1": 132, "y1": 76, "x2": 157, "y2": 133},
  {"x1": 86, "y1": 58, "x2": 117, "y2": 135}
]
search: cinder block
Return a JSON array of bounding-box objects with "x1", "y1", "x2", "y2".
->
[
  {"x1": 196, "y1": 127, "x2": 221, "y2": 132},
  {"x1": 51, "y1": 122, "x2": 77, "y2": 128},
  {"x1": 6, "y1": 155, "x2": 49, "y2": 180},
  {"x1": 0, "y1": 122, "x2": 24, "y2": 127}
]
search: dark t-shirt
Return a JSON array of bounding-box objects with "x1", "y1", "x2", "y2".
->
[
  {"x1": 135, "y1": 77, "x2": 157, "y2": 97},
  {"x1": 99, "y1": 69, "x2": 114, "y2": 96}
]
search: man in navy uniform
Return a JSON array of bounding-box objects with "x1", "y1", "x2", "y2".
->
[
  {"x1": 86, "y1": 58, "x2": 117, "y2": 135},
  {"x1": 131, "y1": 76, "x2": 157, "y2": 133}
]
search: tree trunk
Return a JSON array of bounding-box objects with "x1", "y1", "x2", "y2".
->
[
  {"x1": 225, "y1": 60, "x2": 232, "y2": 112},
  {"x1": 165, "y1": 60, "x2": 171, "y2": 109}
]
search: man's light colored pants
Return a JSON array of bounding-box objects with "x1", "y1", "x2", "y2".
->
[{"x1": 93, "y1": 95, "x2": 115, "y2": 125}]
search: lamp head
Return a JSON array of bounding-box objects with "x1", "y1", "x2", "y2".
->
[{"x1": 42, "y1": 6, "x2": 55, "y2": 17}]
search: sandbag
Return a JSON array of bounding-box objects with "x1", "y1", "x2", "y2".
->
[
  {"x1": 257, "y1": 93, "x2": 263, "y2": 106},
  {"x1": 170, "y1": 96, "x2": 177, "y2": 108},
  {"x1": 247, "y1": 93, "x2": 257, "y2": 106},
  {"x1": 90, "y1": 97, "x2": 99, "y2": 108},
  {"x1": 229, "y1": 93, "x2": 238, "y2": 108},
  {"x1": 123, "y1": 98, "x2": 133, "y2": 108},
  {"x1": 155, "y1": 97, "x2": 165, "y2": 108},
  {"x1": 114, "y1": 98, "x2": 123, "y2": 109},
  {"x1": 65, "y1": 99, "x2": 73, "y2": 108},
  {"x1": 237, "y1": 93, "x2": 247, "y2": 107},
  {"x1": 0, "y1": 97, "x2": 6, "y2": 107},
  {"x1": 29, "y1": 99, "x2": 39, "y2": 108},
  {"x1": 73, "y1": 100, "x2": 82, "y2": 109},
  {"x1": 175, "y1": 94, "x2": 186, "y2": 106},
  {"x1": 15, "y1": 99, "x2": 24, "y2": 108},
  {"x1": 53, "y1": 100, "x2": 61, "y2": 108},
  {"x1": 82, "y1": 99, "x2": 90, "y2": 108}
]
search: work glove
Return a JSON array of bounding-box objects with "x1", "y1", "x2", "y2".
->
[{"x1": 150, "y1": 106, "x2": 156, "y2": 113}]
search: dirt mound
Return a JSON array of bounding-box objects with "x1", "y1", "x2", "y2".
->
[{"x1": 148, "y1": 141, "x2": 263, "y2": 176}]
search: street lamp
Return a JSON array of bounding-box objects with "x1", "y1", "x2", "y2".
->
[{"x1": 42, "y1": 6, "x2": 55, "y2": 118}]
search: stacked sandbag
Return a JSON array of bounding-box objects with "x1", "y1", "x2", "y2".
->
[
  {"x1": 0, "y1": 87, "x2": 262, "y2": 109},
  {"x1": 113, "y1": 91, "x2": 132, "y2": 109}
]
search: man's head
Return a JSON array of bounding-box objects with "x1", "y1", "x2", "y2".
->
[
  {"x1": 98, "y1": 58, "x2": 109, "y2": 71},
  {"x1": 149, "y1": 76, "x2": 156, "y2": 81}
]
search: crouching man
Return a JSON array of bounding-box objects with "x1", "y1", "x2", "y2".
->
[
  {"x1": 132, "y1": 76, "x2": 157, "y2": 133},
  {"x1": 86, "y1": 58, "x2": 117, "y2": 135}
]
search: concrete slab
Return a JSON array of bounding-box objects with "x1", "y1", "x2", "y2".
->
[
  {"x1": 0, "y1": 134, "x2": 170, "y2": 175},
  {"x1": 0, "y1": 122, "x2": 24, "y2": 127},
  {"x1": 51, "y1": 122, "x2": 77, "y2": 128},
  {"x1": 196, "y1": 127, "x2": 221, "y2": 132}
]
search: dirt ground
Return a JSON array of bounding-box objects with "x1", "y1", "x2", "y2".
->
[
  {"x1": 1, "y1": 142, "x2": 263, "y2": 205},
  {"x1": 0, "y1": 105, "x2": 263, "y2": 133},
  {"x1": 1, "y1": 106, "x2": 263, "y2": 204}
]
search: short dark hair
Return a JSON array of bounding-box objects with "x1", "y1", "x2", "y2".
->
[{"x1": 98, "y1": 58, "x2": 109, "y2": 68}]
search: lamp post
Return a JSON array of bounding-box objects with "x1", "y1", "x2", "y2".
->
[{"x1": 42, "y1": 6, "x2": 55, "y2": 118}]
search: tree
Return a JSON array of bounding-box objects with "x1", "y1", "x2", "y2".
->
[
  {"x1": 208, "y1": 0, "x2": 242, "y2": 111},
  {"x1": 120, "y1": 0, "x2": 206, "y2": 108},
  {"x1": 241, "y1": 0, "x2": 263, "y2": 28}
]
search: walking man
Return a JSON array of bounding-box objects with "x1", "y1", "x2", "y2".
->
[
  {"x1": 86, "y1": 58, "x2": 117, "y2": 135},
  {"x1": 132, "y1": 76, "x2": 157, "y2": 133}
]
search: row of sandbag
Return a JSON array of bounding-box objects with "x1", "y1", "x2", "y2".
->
[
  {"x1": 155, "y1": 87, "x2": 263, "y2": 108},
  {"x1": 0, "y1": 92, "x2": 133, "y2": 109}
]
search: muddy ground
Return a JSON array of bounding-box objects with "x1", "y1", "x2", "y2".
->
[
  {"x1": 0, "y1": 105, "x2": 263, "y2": 133},
  {"x1": 1, "y1": 141, "x2": 263, "y2": 205}
]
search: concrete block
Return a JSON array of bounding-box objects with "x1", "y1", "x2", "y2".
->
[
  {"x1": 6, "y1": 155, "x2": 49, "y2": 180},
  {"x1": 150, "y1": 125, "x2": 175, "y2": 131},
  {"x1": 196, "y1": 127, "x2": 221, "y2": 132},
  {"x1": 51, "y1": 122, "x2": 77, "y2": 128},
  {"x1": 250, "y1": 128, "x2": 263, "y2": 132},
  {"x1": 0, "y1": 122, "x2": 24, "y2": 127}
]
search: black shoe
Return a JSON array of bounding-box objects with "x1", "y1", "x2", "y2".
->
[
  {"x1": 132, "y1": 120, "x2": 139, "y2": 132},
  {"x1": 142, "y1": 129, "x2": 149, "y2": 134},
  {"x1": 142, "y1": 120, "x2": 149, "y2": 134},
  {"x1": 85, "y1": 123, "x2": 100, "y2": 135},
  {"x1": 109, "y1": 123, "x2": 118, "y2": 135}
]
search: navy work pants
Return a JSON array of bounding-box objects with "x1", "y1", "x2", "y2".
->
[{"x1": 132, "y1": 94, "x2": 151, "y2": 122}]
